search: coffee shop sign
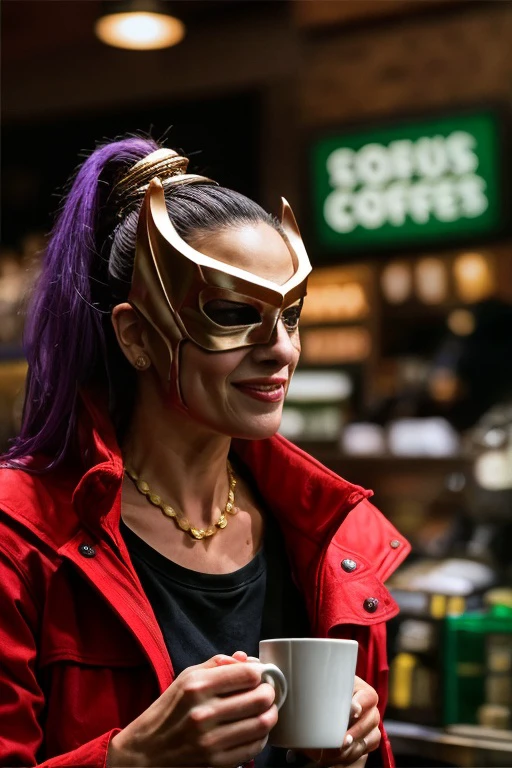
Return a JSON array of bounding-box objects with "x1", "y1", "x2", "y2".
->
[{"x1": 311, "y1": 113, "x2": 502, "y2": 250}]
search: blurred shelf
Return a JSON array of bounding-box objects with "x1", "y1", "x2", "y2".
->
[
  {"x1": 386, "y1": 719, "x2": 512, "y2": 768},
  {"x1": 298, "y1": 445, "x2": 468, "y2": 470}
]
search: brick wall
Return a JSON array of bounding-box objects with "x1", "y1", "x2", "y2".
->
[{"x1": 300, "y1": 3, "x2": 512, "y2": 127}]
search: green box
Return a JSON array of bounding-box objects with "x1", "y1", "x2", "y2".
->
[{"x1": 444, "y1": 606, "x2": 512, "y2": 725}]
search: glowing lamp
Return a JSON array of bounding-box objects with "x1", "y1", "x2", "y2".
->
[
  {"x1": 453, "y1": 252, "x2": 495, "y2": 303},
  {"x1": 95, "y1": 1, "x2": 185, "y2": 51}
]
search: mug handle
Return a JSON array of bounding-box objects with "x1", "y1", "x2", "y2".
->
[{"x1": 259, "y1": 662, "x2": 288, "y2": 710}]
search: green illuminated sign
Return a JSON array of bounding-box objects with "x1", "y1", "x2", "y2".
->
[{"x1": 311, "y1": 112, "x2": 503, "y2": 251}]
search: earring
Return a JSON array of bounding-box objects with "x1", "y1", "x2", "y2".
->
[{"x1": 134, "y1": 355, "x2": 149, "y2": 370}]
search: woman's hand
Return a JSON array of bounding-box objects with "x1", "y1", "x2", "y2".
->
[
  {"x1": 303, "y1": 676, "x2": 381, "y2": 767},
  {"x1": 108, "y1": 654, "x2": 277, "y2": 767}
]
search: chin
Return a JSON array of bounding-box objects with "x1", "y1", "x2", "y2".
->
[{"x1": 229, "y1": 418, "x2": 282, "y2": 441}]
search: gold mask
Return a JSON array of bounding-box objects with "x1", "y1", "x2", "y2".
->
[{"x1": 128, "y1": 177, "x2": 312, "y2": 403}]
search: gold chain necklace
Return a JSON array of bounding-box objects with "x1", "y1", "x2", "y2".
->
[{"x1": 124, "y1": 462, "x2": 238, "y2": 541}]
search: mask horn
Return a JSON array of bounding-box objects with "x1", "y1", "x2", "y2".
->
[{"x1": 280, "y1": 198, "x2": 312, "y2": 276}]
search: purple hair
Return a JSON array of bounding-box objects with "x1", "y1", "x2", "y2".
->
[
  {"x1": 3, "y1": 137, "x2": 160, "y2": 470},
  {"x1": 2, "y1": 135, "x2": 280, "y2": 472}
]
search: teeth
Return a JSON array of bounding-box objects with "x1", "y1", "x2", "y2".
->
[{"x1": 248, "y1": 384, "x2": 281, "y2": 391}]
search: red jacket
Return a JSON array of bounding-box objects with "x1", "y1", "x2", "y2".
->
[{"x1": 0, "y1": 395, "x2": 410, "y2": 767}]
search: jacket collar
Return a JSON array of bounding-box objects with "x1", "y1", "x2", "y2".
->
[
  {"x1": 73, "y1": 390, "x2": 373, "y2": 545},
  {"x1": 233, "y1": 434, "x2": 372, "y2": 545},
  {"x1": 71, "y1": 390, "x2": 124, "y2": 536}
]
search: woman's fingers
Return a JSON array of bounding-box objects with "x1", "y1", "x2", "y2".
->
[
  {"x1": 350, "y1": 676, "x2": 379, "y2": 722},
  {"x1": 341, "y1": 726, "x2": 381, "y2": 762},
  {"x1": 195, "y1": 705, "x2": 278, "y2": 754},
  {"x1": 177, "y1": 659, "x2": 263, "y2": 701},
  {"x1": 204, "y1": 734, "x2": 273, "y2": 767},
  {"x1": 189, "y1": 681, "x2": 276, "y2": 729},
  {"x1": 169, "y1": 660, "x2": 263, "y2": 728},
  {"x1": 317, "y1": 727, "x2": 378, "y2": 767},
  {"x1": 205, "y1": 653, "x2": 243, "y2": 667},
  {"x1": 307, "y1": 709, "x2": 380, "y2": 765},
  {"x1": 338, "y1": 677, "x2": 380, "y2": 762},
  {"x1": 344, "y1": 706, "x2": 380, "y2": 746},
  {"x1": 173, "y1": 662, "x2": 277, "y2": 758}
]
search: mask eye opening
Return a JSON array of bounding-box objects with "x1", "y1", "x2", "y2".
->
[
  {"x1": 202, "y1": 299, "x2": 263, "y2": 328},
  {"x1": 281, "y1": 298, "x2": 303, "y2": 331}
]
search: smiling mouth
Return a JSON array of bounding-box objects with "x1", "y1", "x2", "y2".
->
[
  {"x1": 247, "y1": 383, "x2": 282, "y2": 391},
  {"x1": 232, "y1": 381, "x2": 286, "y2": 402}
]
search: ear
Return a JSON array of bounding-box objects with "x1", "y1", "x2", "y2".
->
[{"x1": 111, "y1": 303, "x2": 151, "y2": 369}]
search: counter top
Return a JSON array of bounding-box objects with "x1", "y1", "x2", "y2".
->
[{"x1": 386, "y1": 719, "x2": 512, "y2": 767}]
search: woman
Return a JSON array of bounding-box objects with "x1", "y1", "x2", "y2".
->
[{"x1": 0, "y1": 137, "x2": 409, "y2": 768}]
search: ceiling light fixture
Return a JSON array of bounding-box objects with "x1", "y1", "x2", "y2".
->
[{"x1": 95, "y1": 0, "x2": 185, "y2": 51}]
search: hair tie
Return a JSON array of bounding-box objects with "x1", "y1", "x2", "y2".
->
[{"x1": 112, "y1": 148, "x2": 217, "y2": 218}]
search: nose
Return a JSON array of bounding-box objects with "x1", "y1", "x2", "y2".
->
[{"x1": 251, "y1": 318, "x2": 298, "y2": 367}]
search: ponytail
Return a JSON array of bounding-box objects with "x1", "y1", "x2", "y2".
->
[
  {"x1": 3, "y1": 136, "x2": 159, "y2": 469},
  {"x1": 3, "y1": 134, "x2": 283, "y2": 471}
]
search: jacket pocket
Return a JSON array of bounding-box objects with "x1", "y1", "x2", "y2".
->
[
  {"x1": 40, "y1": 559, "x2": 146, "y2": 667},
  {"x1": 38, "y1": 562, "x2": 157, "y2": 759}
]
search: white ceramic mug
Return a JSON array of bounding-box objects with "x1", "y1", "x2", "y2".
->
[{"x1": 259, "y1": 638, "x2": 358, "y2": 749}]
